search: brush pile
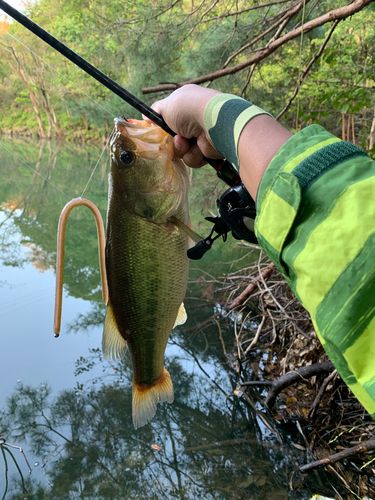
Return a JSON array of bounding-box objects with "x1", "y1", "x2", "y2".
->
[{"x1": 212, "y1": 244, "x2": 375, "y2": 499}]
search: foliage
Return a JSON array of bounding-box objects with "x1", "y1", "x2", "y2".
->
[{"x1": 0, "y1": 0, "x2": 374, "y2": 151}]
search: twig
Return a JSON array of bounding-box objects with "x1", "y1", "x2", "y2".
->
[
  {"x1": 222, "y1": 0, "x2": 305, "y2": 69},
  {"x1": 229, "y1": 262, "x2": 276, "y2": 310},
  {"x1": 244, "y1": 315, "x2": 266, "y2": 354},
  {"x1": 201, "y1": 0, "x2": 292, "y2": 23},
  {"x1": 299, "y1": 439, "x2": 375, "y2": 473},
  {"x1": 308, "y1": 369, "x2": 338, "y2": 420},
  {"x1": 215, "y1": 318, "x2": 235, "y2": 370},
  {"x1": 240, "y1": 63, "x2": 257, "y2": 98},
  {"x1": 1, "y1": 441, "x2": 32, "y2": 475}
]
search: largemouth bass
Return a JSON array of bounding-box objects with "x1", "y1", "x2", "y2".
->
[{"x1": 103, "y1": 118, "x2": 190, "y2": 429}]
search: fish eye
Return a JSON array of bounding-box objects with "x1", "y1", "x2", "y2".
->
[{"x1": 119, "y1": 150, "x2": 135, "y2": 166}]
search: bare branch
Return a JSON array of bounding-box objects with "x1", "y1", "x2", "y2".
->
[
  {"x1": 142, "y1": 0, "x2": 374, "y2": 94},
  {"x1": 202, "y1": 0, "x2": 292, "y2": 24},
  {"x1": 257, "y1": 360, "x2": 335, "y2": 409},
  {"x1": 222, "y1": 0, "x2": 307, "y2": 69},
  {"x1": 299, "y1": 439, "x2": 375, "y2": 473},
  {"x1": 276, "y1": 19, "x2": 340, "y2": 121}
]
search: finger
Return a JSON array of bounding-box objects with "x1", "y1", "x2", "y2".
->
[
  {"x1": 142, "y1": 100, "x2": 164, "y2": 125},
  {"x1": 182, "y1": 144, "x2": 205, "y2": 169},
  {"x1": 142, "y1": 114, "x2": 154, "y2": 124},
  {"x1": 173, "y1": 135, "x2": 190, "y2": 158}
]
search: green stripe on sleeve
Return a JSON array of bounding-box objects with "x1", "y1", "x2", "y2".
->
[
  {"x1": 284, "y1": 155, "x2": 375, "y2": 284},
  {"x1": 315, "y1": 231, "x2": 375, "y2": 353},
  {"x1": 293, "y1": 173, "x2": 375, "y2": 317},
  {"x1": 257, "y1": 125, "x2": 340, "y2": 210},
  {"x1": 203, "y1": 94, "x2": 271, "y2": 170},
  {"x1": 293, "y1": 141, "x2": 368, "y2": 193}
]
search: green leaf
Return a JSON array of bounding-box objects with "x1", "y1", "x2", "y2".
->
[
  {"x1": 341, "y1": 103, "x2": 350, "y2": 114},
  {"x1": 284, "y1": 75, "x2": 292, "y2": 86}
]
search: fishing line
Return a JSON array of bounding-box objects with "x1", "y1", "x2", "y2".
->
[
  {"x1": 0, "y1": 142, "x2": 71, "y2": 200},
  {"x1": 80, "y1": 129, "x2": 113, "y2": 199},
  {"x1": 5, "y1": 32, "x2": 116, "y2": 119}
]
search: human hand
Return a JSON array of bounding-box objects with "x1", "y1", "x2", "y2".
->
[{"x1": 144, "y1": 84, "x2": 224, "y2": 168}]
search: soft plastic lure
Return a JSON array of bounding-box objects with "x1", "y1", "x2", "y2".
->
[{"x1": 54, "y1": 198, "x2": 108, "y2": 337}]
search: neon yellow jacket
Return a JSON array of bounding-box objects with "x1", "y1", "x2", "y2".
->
[
  {"x1": 205, "y1": 95, "x2": 375, "y2": 417},
  {"x1": 256, "y1": 124, "x2": 375, "y2": 417}
]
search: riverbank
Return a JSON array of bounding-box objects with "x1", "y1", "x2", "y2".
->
[{"x1": 207, "y1": 246, "x2": 375, "y2": 499}]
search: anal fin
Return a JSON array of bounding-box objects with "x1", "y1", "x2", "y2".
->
[
  {"x1": 102, "y1": 302, "x2": 127, "y2": 361},
  {"x1": 132, "y1": 367, "x2": 174, "y2": 429},
  {"x1": 173, "y1": 302, "x2": 187, "y2": 328}
]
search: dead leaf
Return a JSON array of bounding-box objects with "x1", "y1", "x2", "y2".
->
[
  {"x1": 256, "y1": 475, "x2": 267, "y2": 486},
  {"x1": 0, "y1": 21, "x2": 10, "y2": 34},
  {"x1": 287, "y1": 397, "x2": 297, "y2": 404},
  {"x1": 238, "y1": 476, "x2": 254, "y2": 488},
  {"x1": 291, "y1": 443, "x2": 306, "y2": 451},
  {"x1": 151, "y1": 444, "x2": 162, "y2": 451}
]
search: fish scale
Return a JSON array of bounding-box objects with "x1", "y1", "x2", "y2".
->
[{"x1": 106, "y1": 209, "x2": 189, "y2": 385}]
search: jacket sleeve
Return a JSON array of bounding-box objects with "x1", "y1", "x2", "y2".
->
[{"x1": 255, "y1": 124, "x2": 375, "y2": 418}]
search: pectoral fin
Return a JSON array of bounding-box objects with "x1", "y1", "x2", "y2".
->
[
  {"x1": 173, "y1": 302, "x2": 187, "y2": 328},
  {"x1": 169, "y1": 216, "x2": 202, "y2": 243},
  {"x1": 102, "y1": 303, "x2": 127, "y2": 361}
]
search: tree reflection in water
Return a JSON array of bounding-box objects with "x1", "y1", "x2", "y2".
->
[
  {"x1": 1, "y1": 352, "x2": 290, "y2": 499},
  {"x1": 0, "y1": 139, "x2": 325, "y2": 499}
]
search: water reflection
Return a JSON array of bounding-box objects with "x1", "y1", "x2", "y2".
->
[{"x1": 0, "y1": 138, "x2": 323, "y2": 499}]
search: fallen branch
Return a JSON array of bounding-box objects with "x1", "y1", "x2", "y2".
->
[
  {"x1": 142, "y1": 0, "x2": 373, "y2": 93},
  {"x1": 228, "y1": 263, "x2": 276, "y2": 310},
  {"x1": 240, "y1": 361, "x2": 334, "y2": 409},
  {"x1": 299, "y1": 439, "x2": 375, "y2": 473}
]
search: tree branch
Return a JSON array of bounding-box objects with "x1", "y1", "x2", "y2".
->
[
  {"x1": 222, "y1": 0, "x2": 307, "y2": 70},
  {"x1": 299, "y1": 439, "x2": 375, "y2": 473},
  {"x1": 201, "y1": 0, "x2": 292, "y2": 24},
  {"x1": 229, "y1": 262, "x2": 276, "y2": 310},
  {"x1": 142, "y1": 0, "x2": 374, "y2": 94},
  {"x1": 241, "y1": 361, "x2": 335, "y2": 409}
]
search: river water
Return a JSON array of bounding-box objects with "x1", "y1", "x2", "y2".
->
[{"x1": 0, "y1": 137, "x2": 326, "y2": 499}]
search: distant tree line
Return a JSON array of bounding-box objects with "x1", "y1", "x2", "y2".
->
[{"x1": 0, "y1": 0, "x2": 374, "y2": 153}]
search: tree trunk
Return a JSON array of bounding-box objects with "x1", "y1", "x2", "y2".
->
[
  {"x1": 31, "y1": 53, "x2": 65, "y2": 139},
  {"x1": 2, "y1": 49, "x2": 47, "y2": 138},
  {"x1": 370, "y1": 105, "x2": 375, "y2": 150}
]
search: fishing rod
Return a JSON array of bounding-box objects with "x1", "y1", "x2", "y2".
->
[
  {"x1": 0, "y1": 0, "x2": 259, "y2": 259},
  {"x1": 0, "y1": 0, "x2": 241, "y2": 188}
]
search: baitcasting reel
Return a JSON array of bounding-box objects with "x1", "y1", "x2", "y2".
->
[{"x1": 188, "y1": 183, "x2": 258, "y2": 260}]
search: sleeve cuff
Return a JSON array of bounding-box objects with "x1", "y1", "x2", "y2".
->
[{"x1": 203, "y1": 94, "x2": 272, "y2": 170}]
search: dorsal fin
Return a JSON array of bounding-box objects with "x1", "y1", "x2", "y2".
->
[{"x1": 102, "y1": 303, "x2": 127, "y2": 361}]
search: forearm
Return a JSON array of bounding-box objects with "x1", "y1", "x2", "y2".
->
[{"x1": 237, "y1": 115, "x2": 293, "y2": 200}]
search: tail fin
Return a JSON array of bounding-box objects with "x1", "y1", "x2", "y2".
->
[{"x1": 132, "y1": 368, "x2": 174, "y2": 429}]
